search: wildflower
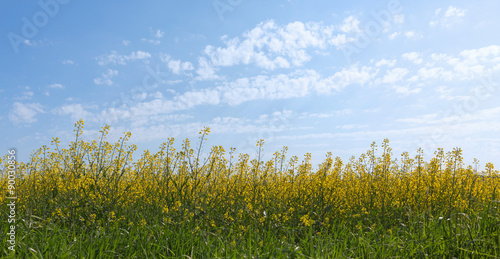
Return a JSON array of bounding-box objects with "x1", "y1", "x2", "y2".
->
[{"x1": 300, "y1": 214, "x2": 314, "y2": 227}]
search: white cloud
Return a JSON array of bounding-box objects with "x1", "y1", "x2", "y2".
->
[
  {"x1": 96, "y1": 66, "x2": 372, "y2": 123},
  {"x1": 445, "y1": 6, "x2": 466, "y2": 18},
  {"x1": 339, "y1": 16, "x2": 361, "y2": 33},
  {"x1": 129, "y1": 51, "x2": 151, "y2": 60},
  {"x1": 155, "y1": 29, "x2": 164, "y2": 38},
  {"x1": 142, "y1": 38, "x2": 161, "y2": 45},
  {"x1": 372, "y1": 46, "x2": 500, "y2": 94},
  {"x1": 430, "y1": 6, "x2": 466, "y2": 27},
  {"x1": 96, "y1": 51, "x2": 126, "y2": 65},
  {"x1": 96, "y1": 50, "x2": 151, "y2": 65},
  {"x1": 220, "y1": 70, "x2": 317, "y2": 105},
  {"x1": 302, "y1": 109, "x2": 352, "y2": 119},
  {"x1": 417, "y1": 67, "x2": 453, "y2": 81},
  {"x1": 86, "y1": 22, "x2": 500, "y2": 139},
  {"x1": 460, "y1": 45, "x2": 500, "y2": 61},
  {"x1": 62, "y1": 59, "x2": 74, "y2": 65},
  {"x1": 393, "y1": 14, "x2": 405, "y2": 24},
  {"x1": 79, "y1": 42, "x2": 500, "y2": 156},
  {"x1": 404, "y1": 31, "x2": 415, "y2": 38},
  {"x1": 425, "y1": 45, "x2": 500, "y2": 79},
  {"x1": 375, "y1": 58, "x2": 396, "y2": 67},
  {"x1": 436, "y1": 85, "x2": 453, "y2": 100},
  {"x1": 315, "y1": 65, "x2": 374, "y2": 94},
  {"x1": 404, "y1": 31, "x2": 422, "y2": 39},
  {"x1": 169, "y1": 60, "x2": 194, "y2": 74},
  {"x1": 105, "y1": 88, "x2": 220, "y2": 121},
  {"x1": 276, "y1": 127, "x2": 426, "y2": 142},
  {"x1": 337, "y1": 124, "x2": 367, "y2": 130},
  {"x1": 187, "y1": 18, "x2": 405, "y2": 81},
  {"x1": 448, "y1": 46, "x2": 500, "y2": 79},
  {"x1": 53, "y1": 103, "x2": 94, "y2": 121},
  {"x1": 434, "y1": 85, "x2": 469, "y2": 101},
  {"x1": 23, "y1": 39, "x2": 35, "y2": 46},
  {"x1": 196, "y1": 57, "x2": 220, "y2": 81},
  {"x1": 397, "y1": 108, "x2": 500, "y2": 128},
  {"x1": 94, "y1": 69, "x2": 119, "y2": 85},
  {"x1": 402, "y1": 52, "x2": 423, "y2": 64},
  {"x1": 394, "y1": 86, "x2": 422, "y2": 95},
  {"x1": 123, "y1": 65, "x2": 373, "y2": 112},
  {"x1": 363, "y1": 108, "x2": 382, "y2": 113},
  {"x1": 380, "y1": 68, "x2": 409, "y2": 84},
  {"x1": 102, "y1": 45, "x2": 500, "y2": 122},
  {"x1": 9, "y1": 102, "x2": 44, "y2": 124},
  {"x1": 434, "y1": 8, "x2": 442, "y2": 16},
  {"x1": 22, "y1": 39, "x2": 50, "y2": 47},
  {"x1": 373, "y1": 66, "x2": 420, "y2": 95},
  {"x1": 15, "y1": 89, "x2": 34, "y2": 100},
  {"x1": 161, "y1": 55, "x2": 194, "y2": 75},
  {"x1": 388, "y1": 32, "x2": 399, "y2": 40},
  {"x1": 174, "y1": 89, "x2": 220, "y2": 108},
  {"x1": 329, "y1": 34, "x2": 351, "y2": 47},
  {"x1": 48, "y1": 83, "x2": 64, "y2": 89},
  {"x1": 431, "y1": 53, "x2": 454, "y2": 63},
  {"x1": 407, "y1": 75, "x2": 419, "y2": 83},
  {"x1": 140, "y1": 28, "x2": 164, "y2": 45},
  {"x1": 122, "y1": 40, "x2": 131, "y2": 46},
  {"x1": 123, "y1": 110, "x2": 293, "y2": 143},
  {"x1": 202, "y1": 20, "x2": 331, "y2": 71},
  {"x1": 396, "y1": 113, "x2": 439, "y2": 124}
]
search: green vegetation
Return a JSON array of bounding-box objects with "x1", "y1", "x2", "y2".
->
[{"x1": 2, "y1": 120, "x2": 500, "y2": 258}]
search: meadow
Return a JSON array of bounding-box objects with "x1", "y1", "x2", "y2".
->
[{"x1": 2, "y1": 119, "x2": 500, "y2": 258}]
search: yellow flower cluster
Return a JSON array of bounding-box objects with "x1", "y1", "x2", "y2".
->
[{"x1": 1, "y1": 120, "x2": 499, "y2": 234}]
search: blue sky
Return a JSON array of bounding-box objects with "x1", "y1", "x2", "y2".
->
[{"x1": 2, "y1": 0, "x2": 500, "y2": 168}]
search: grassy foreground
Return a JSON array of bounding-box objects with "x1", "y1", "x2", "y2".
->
[{"x1": 2, "y1": 120, "x2": 500, "y2": 258}]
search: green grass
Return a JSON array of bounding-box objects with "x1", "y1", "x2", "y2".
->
[
  {"x1": 2, "y1": 122, "x2": 500, "y2": 257},
  {"x1": 3, "y1": 203, "x2": 500, "y2": 258}
]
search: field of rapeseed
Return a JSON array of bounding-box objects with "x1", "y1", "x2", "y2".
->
[{"x1": 2, "y1": 119, "x2": 500, "y2": 258}]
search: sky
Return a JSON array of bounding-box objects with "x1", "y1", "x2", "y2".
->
[{"x1": 1, "y1": 0, "x2": 500, "y2": 169}]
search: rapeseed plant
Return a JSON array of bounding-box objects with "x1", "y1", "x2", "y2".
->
[{"x1": 1, "y1": 119, "x2": 500, "y2": 257}]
